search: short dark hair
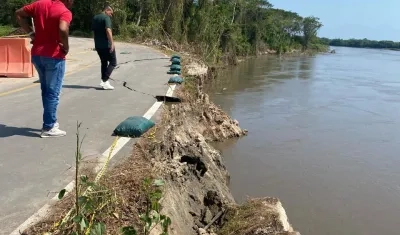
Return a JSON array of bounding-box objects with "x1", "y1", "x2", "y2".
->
[{"x1": 103, "y1": 4, "x2": 113, "y2": 11}]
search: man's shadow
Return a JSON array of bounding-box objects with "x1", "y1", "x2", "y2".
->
[
  {"x1": 0, "y1": 124, "x2": 41, "y2": 138},
  {"x1": 33, "y1": 83, "x2": 104, "y2": 90},
  {"x1": 62, "y1": 85, "x2": 103, "y2": 90}
]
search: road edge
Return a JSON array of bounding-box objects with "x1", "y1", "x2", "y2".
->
[{"x1": 9, "y1": 84, "x2": 176, "y2": 235}]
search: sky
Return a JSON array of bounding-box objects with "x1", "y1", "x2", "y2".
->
[{"x1": 269, "y1": 0, "x2": 400, "y2": 41}]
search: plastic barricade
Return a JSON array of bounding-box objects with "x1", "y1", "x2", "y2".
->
[{"x1": 0, "y1": 38, "x2": 34, "y2": 78}]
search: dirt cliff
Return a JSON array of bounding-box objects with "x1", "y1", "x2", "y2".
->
[
  {"x1": 142, "y1": 58, "x2": 301, "y2": 235},
  {"x1": 23, "y1": 54, "x2": 300, "y2": 235}
]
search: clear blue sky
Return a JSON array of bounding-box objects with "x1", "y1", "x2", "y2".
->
[{"x1": 269, "y1": 0, "x2": 400, "y2": 41}]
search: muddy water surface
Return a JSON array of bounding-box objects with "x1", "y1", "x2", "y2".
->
[{"x1": 208, "y1": 47, "x2": 400, "y2": 235}]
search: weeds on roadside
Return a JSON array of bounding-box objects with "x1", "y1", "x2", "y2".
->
[
  {"x1": 52, "y1": 122, "x2": 171, "y2": 235},
  {"x1": 183, "y1": 76, "x2": 198, "y2": 96},
  {"x1": 55, "y1": 122, "x2": 115, "y2": 235},
  {"x1": 121, "y1": 178, "x2": 171, "y2": 235}
]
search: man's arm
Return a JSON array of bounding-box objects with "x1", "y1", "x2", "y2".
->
[
  {"x1": 91, "y1": 18, "x2": 96, "y2": 39},
  {"x1": 59, "y1": 11, "x2": 72, "y2": 55},
  {"x1": 105, "y1": 17, "x2": 114, "y2": 52},
  {"x1": 15, "y1": 3, "x2": 36, "y2": 35}
]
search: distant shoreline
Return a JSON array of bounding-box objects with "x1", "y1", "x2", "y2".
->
[
  {"x1": 319, "y1": 37, "x2": 400, "y2": 51},
  {"x1": 328, "y1": 45, "x2": 400, "y2": 51}
]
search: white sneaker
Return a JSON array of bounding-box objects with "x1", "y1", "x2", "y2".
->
[
  {"x1": 41, "y1": 126, "x2": 66, "y2": 138},
  {"x1": 100, "y1": 81, "x2": 105, "y2": 87},
  {"x1": 41, "y1": 122, "x2": 59, "y2": 132},
  {"x1": 102, "y1": 81, "x2": 114, "y2": 90}
]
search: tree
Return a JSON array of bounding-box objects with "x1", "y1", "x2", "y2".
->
[
  {"x1": 1, "y1": 0, "x2": 32, "y2": 26},
  {"x1": 302, "y1": 16, "x2": 323, "y2": 50},
  {"x1": 0, "y1": 0, "x2": 327, "y2": 63},
  {"x1": 325, "y1": 37, "x2": 400, "y2": 49}
]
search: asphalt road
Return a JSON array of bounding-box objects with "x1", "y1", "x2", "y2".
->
[{"x1": 0, "y1": 37, "x2": 171, "y2": 234}]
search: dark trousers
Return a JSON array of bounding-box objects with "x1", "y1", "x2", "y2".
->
[{"x1": 96, "y1": 48, "x2": 117, "y2": 82}]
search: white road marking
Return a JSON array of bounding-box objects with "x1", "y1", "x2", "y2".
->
[
  {"x1": 143, "y1": 101, "x2": 163, "y2": 120},
  {"x1": 10, "y1": 84, "x2": 177, "y2": 235}
]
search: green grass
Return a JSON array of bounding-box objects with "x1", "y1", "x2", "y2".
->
[{"x1": 0, "y1": 25, "x2": 16, "y2": 37}]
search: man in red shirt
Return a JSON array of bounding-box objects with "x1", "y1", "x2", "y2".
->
[{"x1": 15, "y1": 0, "x2": 74, "y2": 138}]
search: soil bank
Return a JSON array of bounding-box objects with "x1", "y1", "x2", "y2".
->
[
  {"x1": 145, "y1": 57, "x2": 301, "y2": 235},
  {"x1": 23, "y1": 46, "x2": 301, "y2": 235}
]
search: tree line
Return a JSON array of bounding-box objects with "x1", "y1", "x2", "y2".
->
[
  {"x1": 320, "y1": 37, "x2": 400, "y2": 50},
  {"x1": 1, "y1": 0, "x2": 327, "y2": 64}
]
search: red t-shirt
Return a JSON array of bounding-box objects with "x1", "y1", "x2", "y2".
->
[{"x1": 23, "y1": 0, "x2": 72, "y2": 59}]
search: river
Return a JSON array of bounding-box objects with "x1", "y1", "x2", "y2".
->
[{"x1": 208, "y1": 47, "x2": 400, "y2": 235}]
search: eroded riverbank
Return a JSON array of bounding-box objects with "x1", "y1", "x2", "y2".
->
[{"x1": 22, "y1": 47, "x2": 300, "y2": 235}]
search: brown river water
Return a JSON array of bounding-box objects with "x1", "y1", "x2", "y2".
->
[{"x1": 208, "y1": 47, "x2": 400, "y2": 235}]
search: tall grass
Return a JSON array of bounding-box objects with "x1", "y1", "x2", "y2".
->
[
  {"x1": 53, "y1": 122, "x2": 171, "y2": 235},
  {"x1": 0, "y1": 25, "x2": 15, "y2": 37}
]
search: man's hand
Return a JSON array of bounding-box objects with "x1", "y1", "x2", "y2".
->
[
  {"x1": 59, "y1": 20, "x2": 70, "y2": 56},
  {"x1": 29, "y1": 32, "x2": 35, "y2": 44},
  {"x1": 106, "y1": 27, "x2": 114, "y2": 53},
  {"x1": 59, "y1": 43, "x2": 69, "y2": 55},
  {"x1": 110, "y1": 43, "x2": 115, "y2": 53}
]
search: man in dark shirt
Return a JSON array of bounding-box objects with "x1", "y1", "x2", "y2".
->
[
  {"x1": 15, "y1": 0, "x2": 73, "y2": 138},
  {"x1": 92, "y1": 5, "x2": 116, "y2": 90}
]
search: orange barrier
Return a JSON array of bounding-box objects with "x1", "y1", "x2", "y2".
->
[{"x1": 0, "y1": 38, "x2": 34, "y2": 78}]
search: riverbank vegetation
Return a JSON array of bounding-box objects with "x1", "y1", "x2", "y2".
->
[
  {"x1": 0, "y1": 25, "x2": 15, "y2": 37},
  {"x1": 1, "y1": 0, "x2": 327, "y2": 64},
  {"x1": 320, "y1": 37, "x2": 400, "y2": 50}
]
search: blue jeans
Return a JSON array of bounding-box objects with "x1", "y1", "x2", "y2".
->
[{"x1": 32, "y1": 56, "x2": 65, "y2": 130}]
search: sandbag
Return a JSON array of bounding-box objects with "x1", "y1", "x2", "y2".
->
[
  {"x1": 171, "y1": 55, "x2": 181, "y2": 60},
  {"x1": 113, "y1": 116, "x2": 155, "y2": 137},
  {"x1": 169, "y1": 67, "x2": 181, "y2": 72},
  {"x1": 171, "y1": 58, "x2": 181, "y2": 64},
  {"x1": 168, "y1": 76, "x2": 184, "y2": 84},
  {"x1": 167, "y1": 70, "x2": 181, "y2": 75},
  {"x1": 170, "y1": 64, "x2": 181, "y2": 70}
]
